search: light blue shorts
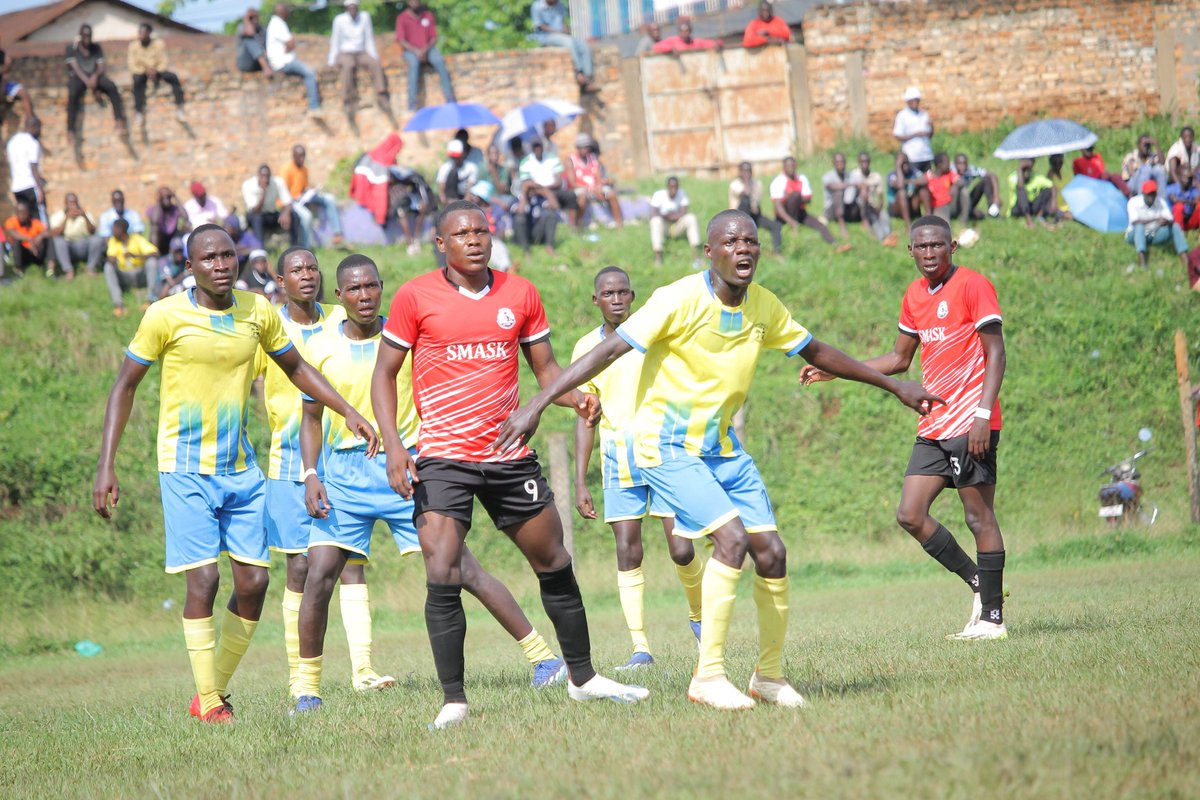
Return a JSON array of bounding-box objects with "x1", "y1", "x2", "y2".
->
[
  {"x1": 308, "y1": 448, "x2": 420, "y2": 561},
  {"x1": 159, "y1": 469, "x2": 269, "y2": 573},
  {"x1": 602, "y1": 484, "x2": 675, "y2": 524},
  {"x1": 640, "y1": 450, "x2": 776, "y2": 539},
  {"x1": 265, "y1": 478, "x2": 313, "y2": 554}
]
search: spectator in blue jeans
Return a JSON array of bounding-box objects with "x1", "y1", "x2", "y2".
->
[
  {"x1": 396, "y1": 0, "x2": 456, "y2": 112},
  {"x1": 531, "y1": 0, "x2": 599, "y2": 93},
  {"x1": 1125, "y1": 179, "x2": 1189, "y2": 271},
  {"x1": 266, "y1": 4, "x2": 324, "y2": 118}
]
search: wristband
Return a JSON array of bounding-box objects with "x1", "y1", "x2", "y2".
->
[
  {"x1": 301, "y1": 468, "x2": 318, "y2": 481},
  {"x1": 973, "y1": 407, "x2": 992, "y2": 421}
]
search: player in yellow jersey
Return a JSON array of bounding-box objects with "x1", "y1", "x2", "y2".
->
[
  {"x1": 497, "y1": 210, "x2": 941, "y2": 710},
  {"x1": 92, "y1": 224, "x2": 377, "y2": 724},
  {"x1": 572, "y1": 266, "x2": 704, "y2": 670},
  {"x1": 292, "y1": 254, "x2": 566, "y2": 716}
]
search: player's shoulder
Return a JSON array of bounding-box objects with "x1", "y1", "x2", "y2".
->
[
  {"x1": 141, "y1": 290, "x2": 191, "y2": 326},
  {"x1": 398, "y1": 268, "x2": 448, "y2": 297},
  {"x1": 572, "y1": 324, "x2": 603, "y2": 356},
  {"x1": 952, "y1": 265, "x2": 996, "y2": 291},
  {"x1": 493, "y1": 269, "x2": 542, "y2": 300},
  {"x1": 651, "y1": 271, "x2": 708, "y2": 304},
  {"x1": 303, "y1": 321, "x2": 341, "y2": 361}
]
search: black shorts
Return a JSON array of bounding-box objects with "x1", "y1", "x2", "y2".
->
[
  {"x1": 413, "y1": 454, "x2": 554, "y2": 531},
  {"x1": 905, "y1": 431, "x2": 1000, "y2": 488}
]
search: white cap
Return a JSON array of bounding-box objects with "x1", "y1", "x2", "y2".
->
[
  {"x1": 903, "y1": 86, "x2": 921, "y2": 101},
  {"x1": 248, "y1": 248, "x2": 268, "y2": 262}
]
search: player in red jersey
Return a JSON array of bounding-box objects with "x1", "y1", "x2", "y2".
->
[
  {"x1": 802, "y1": 215, "x2": 1007, "y2": 640},
  {"x1": 370, "y1": 200, "x2": 650, "y2": 730}
]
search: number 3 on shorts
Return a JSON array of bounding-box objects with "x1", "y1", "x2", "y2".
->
[
  {"x1": 950, "y1": 456, "x2": 961, "y2": 476},
  {"x1": 523, "y1": 479, "x2": 539, "y2": 501}
]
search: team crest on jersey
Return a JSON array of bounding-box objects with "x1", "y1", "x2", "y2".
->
[
  {"x1": 752, "y1": 322, "x2": 767, "y2": 342},
  {"x1": 936, "y1": 300, "x2": 949, "y2": 319},
  {"x1": 496, "y1": 307, "x2": 516, "y2": 330}
]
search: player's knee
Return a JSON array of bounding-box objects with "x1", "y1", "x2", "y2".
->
[
  {"x1": 667, "y1": 537, "x2": 695, "y2": 566},
  {"x1": 962, "y1": 506, "x2": 997, "y2": 538},
  {"x1": 711, "y1": 530, "x2": 749, "y2": 565},
  {"x1": 236, "y1": 566, "x2": 270, "y2": 599},
  {"x1": 754, "y1": 536, "x2": 787, "y2": 573},
  {"x1": 896, "y1": 504, "x2": 924, "y2": 533},
  {"x1": 186, "y1": 566, "x2": 220, "y2": 600}
]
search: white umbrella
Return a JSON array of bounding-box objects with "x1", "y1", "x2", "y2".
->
[{"x1": 496, "y1": 99, "x2": 584, "y2": 145}]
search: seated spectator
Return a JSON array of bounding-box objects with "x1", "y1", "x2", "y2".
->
[
  {"x1": 532, "y1": 0, "x2": 600, "y2": 93},
  {"x1": 887, "y1": 152, "x2": 930, "y2": 230},
  {"x1": 925, "y1": 152, "x2": 959, "y2": 222},
  {"x1": 236, "y1": 8, "x2": 271, "y2": 75},
  {"x1": 3, "y1": 200, "x2": 54, "y2": 278},
  {"x1": 454, "y1": 128, "x2": 486, "y2": 170},
  {"x1": 437, "y1": 139, "x2": 479, "y2": 205},
  {"x1": 328, "y1": 1, "x2": 391, "y2": 119},
  {"x1": 1, "y1": 48, "x2": 35, "y2": 130},
  {"x1": 1167, "y1": 126, "x2": 1199, "y2": 186},
  {"x1": 519, "y1": 139, "x2": 576, "y2": 224},
  {"x1": 1122, "y1": 134, "x2": 1168, "y2": 196},
  {"x1": 159, "y1": 239, "x2": 191, "y2": 296},
  {"x1": 242, "y1": 164, "x2": 298, "y2": 247},
  {"x1": 953, "y1": 153, "x2": 1001, "y2": 219},
  {"x1": 397, "y1": 0, "x2": 456, "y2": 112},
  {"x1": 650, "y1": 176, "x2": 701, "y2": 268},
  {"x1": 184, "y1": 181, "x2": 229, "y2": 228},
  {"x1": 387, "y1": 165, "x2": 435, "y2": 255},
  {"x1": 485, "y1": 143, "x2": 516, "y2": 206},
  {"x1": 128, "y1": 23, "x2": 186, "y2": 128},
  {"x1": 636, "y1": 22, "x2": 663, "y2": 55},
  {"x1": 1126, "y1": 180, "x2": 1189, "y2": 271},
  {"x1": 282, "y1": 143, "x2": 344, "y2": 247},
  {"x1": 50, "y1": 192, "x2": 103, "y2": 276},
  {"x1": 568, "y1": 133, "x2": 622, "y2": 229},
  {"x1": 266, "y1": 4, "x2": 324, "y2": 118},
  {"x1": 848, "y1": 151, "x2": 896, "y2": 245},
  {"x1": 97, "y1": 189, "x2": 146, "y2": 239},
  {"x1": 728, "y1": 161, "x2": 783, "y2": 254},
  {"x1": 893, "y1": 87, "x2": 933, "y2": 172},
  {"x1": 104, "y1": 217, "x2": 159, "y2": 316},
  {"x1": 743, "y1": 1, "x2": 792, "y2": 48},
  {"x1": 466, "y1": 181, "x2": 513, "y2": 272},
  {"x1": 771, "y1": 156, "x2": 841, "y2": 248},
  {"x1": 1046, "y1": 154, "x2": 1072, "y2": 220},
  {"x1": 539, "y1": 118, "x2": 561, "y2": 158},
  {"x1": 236, "y1": 248, "x2": 280, "y2": 300},
  {"x1": 1072, "y1": 145, "x2": 1130, "y2": 196},
  {"x1": 1167, "y1": 166, "x2": 1200, "y2": 232},
  {"x1": 7, "y1": 116, "x2": 45, "y2": 213},
  {"x1": 1008, "y1": 158, "x2": 1058, "y2": 228},
  {"x1": 513, "y1": 191, "x2": 560, "y2": 258},
  {"x1": 65, "y1": 25, "x2": 127, "y2": 147},
  {"x1": 653, "y1": 18, "x2": 722, "y2": 54},
  {"x1": 145, "y1": 186, "x2": 191, "y2": 255},
  {"x1": 223, "y1": 213, "x2": 260, "y2": 266},
  {"x1": 822, "y1": 151, "x2": 857, "y2": 241}
]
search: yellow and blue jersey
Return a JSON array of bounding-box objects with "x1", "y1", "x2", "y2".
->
[
  {"x1": 572, "y1": 324, "x2": 648, "y2": 489},
  {"x1": 303, "y1": 317, "x2": 420, "y2": 452},
  {"x1": 255, "y1": 303, "x2": 346, "y2": 481},
  {"x1": 126, "y1": 288, "x2": 293, "y2": 474},
  {"x1": 615, "y1": 272, "x2": 811, "y2": 468}
]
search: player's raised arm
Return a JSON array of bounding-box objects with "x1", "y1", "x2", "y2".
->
[
  {"x1": 271, "y1": 346, "x2": 379, "y2": 457},
  {"x1": 796, "y1": 337, "x2": 942, "y2": 415},
  {"x1": 93, "y1": 356, "x2": 152, "y2": 518},
  {"x1": 799, "y1": 331, "x2": 918, "y2": 385},
  {"x1": 371, "y1": 340, "x2": 418, "y2": 497}
]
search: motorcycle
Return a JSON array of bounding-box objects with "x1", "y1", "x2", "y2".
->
[{"x1": 1097, "y1": 448, "x2": 1158, "y2": 526}]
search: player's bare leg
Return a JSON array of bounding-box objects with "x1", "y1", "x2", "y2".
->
[{"x1": 291, "y1": 545, "x2": 349, "y2": 713}]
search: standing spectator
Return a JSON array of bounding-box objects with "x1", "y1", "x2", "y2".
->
[
  {"x1": 236, "y1": 8, "x2": 272, "y2": 75},
  {"x1": 532, "y1": 0, "x2": 600, "y2": 93},
  {"x1": 396, "y1": 0, "x2": 456, "y2": 112},
  {"x1": 1072, "y1": 144, "x2": 1130, "y2": 196},
  {"x1": 1008, "y1": 158, "x2": 1057, "y2": 228},
  {"x1": 183, "y1": 181, "x2": 228, "y2": 229},
  {"x1": 649, "y1": 176, "x2": 701, "y2": 268},
  {"x1": 65, "y1": 24, "x2": 127, "y2": 147},
  {"x1": 728, "y1": 161, "x2": 782, "y2": 254},
  {"x1": 328, "y1": 1, "x2": 391, "y2": 119},
  {"x1": 50, "y1": 192, "x2": 103, "y2": 276},
  {"x1": 1167, "y1": 126, "x2": 1199, "y2": 186},
  {"x1": 652, "y1": 18, "x2": 722, "y2": 54},
  {"x1": 388, "y1": 166, "x2": 435, "y2": 255},
  {"x1": 3, "y1": 200, "x2": 54, "y2": 278},
  {"x1": 1, "y1": 48, "x2": 35, "y2": 130},
  {"x1": 848, "y1": 152, "x2": 896, "y2": 245},
  {"x1": 266, "y1": 4, "x2": 324, "y2": 118},
  {"x1": 636, "y1": 22, "x2": 663, "y2": 55},
  {"x1": 128, "y1": 23, "x2": 186, "y2": 128},
  {"x1": 821, "y1": 151, "x2": 857, "y2": 242},
  {"x1": 7, "y1": 116, "x2": 45, "y2": 215},
  {"x1": 1126, "y1": 180, "x2": 1189, "y2": 271},
  {"x1": 893, "y1": 87, "x2": 933, "y2": 171},
  {"x1": 1167, "y1": 166, "x2": 1200, "y2": 232},
  {"x1": 281, "y1": 143, "x2": 344, "y2": 247},
  {"x1": 145, "y1": 186, "x2": 191, "y2": 255},
  {"x1": 743, "y1": 1, "x2": 792, "y2": 48},
  {"x1": 1122, "y1": 133, "x2": 1169, "y2": 196},
  {"x1": 104, "y1": 218, "x2": 159, "y2": 316},
  {"x1": 97, "y1": 189, "x2": 146, "y2": 239},
  {"x1": 568, "y1": 133, "x2": 622, "y2": 229},
  {"x1": 519, "y1": 139, "x2": 576, "y2": 223},
  {"x1": 242, "y1": 164, "x2": 298, "y2": 247},
  {"x1": 887, "y1": 152, "x2": 930, "y2": 231},
  {"x1": 770, "y1": 156, "x2": 842, "y2": 249},
  {"x1": 953, "y1": 153, "x2": 1001, "y2": 219},
  {"x1": 436, "y1": 139, "x2": 479, "y2": 205}
]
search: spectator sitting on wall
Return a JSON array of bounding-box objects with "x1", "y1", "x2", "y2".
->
[
  {"x1": 329, "y1": 0, "x2": 392, "y2": 120},
  {"x1": 3, "y1": 200, "x2": 54, "y2": 279},
  {"x1": 50, "y1": 192, "x2": 103, "y2": 276},
  {"x1": 0, "y1": 48, "x2": 35, "y2": 132},
  {"x1": 437, "y1": 139, "x2": 480, "y2": 205},
  {"x1": 893, "y1": 86, "x2": 933, "y2": 172},
  {"x1": 1167, "y1": 164, "x2": 1200, "y2": 232},
  {"x1": 454, "y1": 128, "x2": 486, "y2": 170},
  {"x1": 821, "y1": 151, "x2": 857, "y2": 242},
  {"x1": 650, "y1": 176, "x2": 701, "y2": 268},
  {"x1": 568, "y1": 133, "x2": 622, "y2": 229},
  {"x1": 887, "y1": 152, "x2": 930, "y2": 231},
  {"x1": 953, "y1": 153, "x2": 1001, "y2": 220},
  {"x1": 7, "y1": 115, "x2": 46, "y2": 215},
  {"x1": 728, "y1": 160, "x2": 782, "y2": 254},
  {"x1": 66, "y1": 24, "x2": 128, "y2": 148},
  {"x1": 636, "y1": 22, "x2": 663, "y2": 55},
  {"x1": 145, "y1": 186, "x2": 190, "y2": 255},
  {"x1": 1046, "y1": 154, "x2": 1072, "y2": 221},
  {"x1": 183, "y1": 181, "x2": 228, "y2": 229},
  {"x1": 771, "y1": 155, "x2": 844, "y2": 250},
  {"x1": 1167, "y1": 126, "x2": 1199, "y2": 186},
  {"x1": 242, "y1": 164, "x2": 298, "y2": 247},
  {"x1": 743, "y1": 1, "x2": 792, "y2": 48},
  {"x1": 1009, "y1": 158, "x2": 1058, "y2": 229},
  {"x1": 397, "y1": 0, "x2": 457, "y2": 112},
  {"x1": 1126, "y1": 179, "x2": 1189, "y2": 272},
  {"x1": 159, "y1": 239, "x2": 191, "y2": 296},
  {"x1": 848, "y1": 151, "x2": 896, "y2": 246},
  {"x1": 266, "y1": 4, "x2": 325, "y2": 118},
  {"x1": 532, "y1": 0, "x2": 600, "y2": 93},
  {"x1": 236, "y1": 8, "x2": 272, "y2": 76},
  {"x1": 128, "y1": 23, "x2": 186, "y2": 129},
  {"x1": 519, "y1": 138, "x2": 577, "y2": 224},
  {"x1": 1072, "y1": 144, "x2": 1130, "y2": 196},
  {"x1": 104, "y1": 217, "x2": 159, "y2": 316},
  {"x1": 1122, "y1": 133, "x2": 1169, "y2": 196},
  {"x1": 653, "y1": 17, "x2": 723, "y2": 54},
  {"x1": 387, "y1": 165, "x2": 435, "y2": 255},
  {"x1": 97, "y1": 189, "x2": 146, "y2": 239},
  {"x1": 281, "y1": 143, "x2": 344, "y2": 247}
]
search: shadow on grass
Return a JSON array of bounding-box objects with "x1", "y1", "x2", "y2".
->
[{"x1": 798, "y1": 673, "x2": 901, "y2": 698}]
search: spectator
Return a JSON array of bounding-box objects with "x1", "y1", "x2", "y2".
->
[
  {"x1": 1072, "y1": 144, "x2": 1130, "y2": 195},
  {"x1": 242, "y1": 164, "x2": 298, "y2": 247},
  {"x1": 159, "y1": 239, "x2": 190, "y2": 296},
  {"x1": 328, "y1": 0, "x2": 391, "y2": 119},
  {"x1": 7, "y1": 115, "x2": 45, "y2": 214},
  {"x1": 97, "y1": 189, "x2": 146, "y2": 239},
  {"x1": 893, "y1": 86, "x2": 933, "y2": 171},
  {"x1": 1, "y1": 48, "x2": 35, "y2": 130},
  {"x1": 953, "y1": 153, "x2": 1001, "y2": 219},
  {"x1": 145, "y1": 186, "x2": 190, "y2": 255},
  {"x1": 1122, "y1": 134, "x2": 1168, "y2": 196},
  {"x1": 485, "y1": 142, "x2": 515, "y2": 200},
  {"x1": 848, "y1": 151, "x2": 896, "y2": 246},
  {"x1": 183, "y1": 181, "x2": 228, "y2": 228},
  {"x1": 652, "y1": 18, "x2": 722, "y2": 54},
  {"x1": 3, "y1": 200, "x2": 53, "y2": 278},
  {"x1": 519, "y1": 138, "x2": 576, "y2": 224},
  {"x1": 540, "y1": 118, "x2": 561, "y2": 158},
  {"x1": 50, "y1": 192, "x2": 103, "y2": 276},
  {"x1": 532, "y1": 0, "x2": 600, "y2": 93},
  {"x1": 636, "y1": 22, "x2": 663, "y2": 55},
  {"x1": 1008, "y1": 158, "x2": 1057, "y2": 228},
  {"x1": 650, "y1": 176, "x2": 701, "y2": 268},
  {"x1": 104, "y1": 217, "x2": 159, "y2": 316},
  {"x1": 1167, "y1": 165, "x2": 1200, "y2": 232},
  {"x1": 387, "y1": 165, "x2": 434, "y2": 255},
  {"x1": 568, "y1": 133, "x2": 622, "y2": 229},
  {"x1": 1046, "y1": 154, "x2": 1073, "y2": 220},
  {"x1": 770, "y1": 156, "x2": 842, "y2": 249},
  {"x1": 236, "y1": 8, "x2": 272, "y2": 75},
  {"x1": 454, "y1": 128, "x2": 486, "y2": 170},
  {"x1": 887, "y1": 152, "x2": 930, "y2": 230},
  {"x1": 396, "y1": 0, "x2": 456, "y2": 112},
  {"x1": 127, "y1": 23, "x2": 186, "y2": 128},
  {"x1": 1126, "y1": 180, "x2": 1189, "y2": 272},
  {"x1": 436, "y1": 139, "x2": 479, "y2": 205},
  {"x1": 514, "y1": 189, "x2": 560, "y2": 257},
  {"x1": 281, "y1": 143, "x2": 344, "y2": 247},
  {"x1": 223, "y1": 213, "x2": 260, "y2": 266},
  {"x1": 743, "y1": 1, "x2": 792, "y2": 48},
  {"x1": 1167, "y1": 126, "x2": 1199, "y2": 186},
  {"x1": 466, "y1": 180, "x2": 513, "y2": 272},
  {"x1": 821, "y1": 151, "x2": 857, "y2": 241},
  {"x1": 728, "y1": 161, "x2": 782, "y2": 254},
  {"x1": 236, "y1": 248, "x2": 279, "y2": 299},
  {"x1": 266, "y1": 4, "x2": 324, "y2": 118},
  {"x1": 65, "y1": 24, "x2": 127, "y2": 147}
]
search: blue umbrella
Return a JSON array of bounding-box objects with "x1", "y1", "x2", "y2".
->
[
  {"x1": 994, "y1": 119, "x2": 1098, "y2": 160},
  {"x1": 1062, "y1": 175, "x2": 1129, "y2": 233},
  {"x1": 403, "y1": 102, "x2": 500, "y2": 132},
  {"x1": 497, "y1": 99, "x2": 584, "y2": 143}
]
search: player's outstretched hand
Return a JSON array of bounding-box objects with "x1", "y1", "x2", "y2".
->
[
  {"x1": 92, "y1": 466, "x2": 119, "y2": 519},
  {"x1": 494, "y1": 405, "x2": 540, "y2": 454},
  {"x1": 575, "y1": 391, "x2": 601, "y2": 426},
  {"x1": 575, "y1": 486, "x2": 597, "y2": 520},
  {"x1": 968, "y1": 417, "x2": 992, "y2": 459},
  {"x1": 799, "y1": 365, "x2": 835, "y2": 385},
  {"x1": 893, "y1": 380, "x2": 944, "y2": 416},
  {"x1": 386, "y1": 446, "x2": 420, "y2": 500},
  {"x1": 345, "y1": 409, "x2": 379, "y2": 457},
  {"x1": 304, "y1": 475, "x2": 331, "y2": 519}
]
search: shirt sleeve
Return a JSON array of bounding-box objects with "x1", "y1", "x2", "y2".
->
[
  {"x1": 761, "y1": 291, "x2": 811, "y2": 357},
  {"x1": 743, "y1": 21, "x2": 767, "y2": 48},
  {"x1": 898, "y1": 289, "x2": 918, "y2": 336},
  {"x1": 768, "y1": 174, "x2": 786, "y2": 201},
  {"x1": 382, "y1": 283, "x2": 419, "y2": 348},
  {"x1": 616, "y1": 285, "x2": 679, "y2": 353},
  {"x1": 893, "y1": 111, "x2": 905, "y2": 138},
  {"x1": 519, "y1": 283, "x2": 551, "y2": 344},
  {"x1": 126, "y1": 304, "x2": 170, "y2": 364},
  {"x1": 256, "y1": 295, "x2": 293, "y2": 355},
  {"x1": 964, "y1": 273, "x2": 1002, "y2": 329}
]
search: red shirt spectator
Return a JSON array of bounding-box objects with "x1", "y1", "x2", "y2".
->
[
  {"x1": 396, "y1": 4, "x2": 437, "y2": 49},
  {"x1": 1073, "y1": 150, "x2": 1106, "y2": 179},
  {"x1": 926, "y1": 169, "x2": 956, "y2": 209},
  {"x1": 743, "y1": 17, "x2": 791, "y2": 47},
  {"x1": 652, "y1": 20, "x2": 720, "y2": 54}
]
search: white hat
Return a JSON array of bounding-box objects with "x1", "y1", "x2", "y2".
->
[
  {"x1": 903, "y1": 86, "x2": 922, "y2": 101},
  {"x1": 249, "y1": 248, "x2": 268, "y2": 262}
]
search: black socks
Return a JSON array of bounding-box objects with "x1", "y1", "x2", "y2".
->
[
  {"x1": 537, "y1": 564, "x2": 596, "y2": 685},
  {"x1": 921, "y1": 524, "x2": 979, "y2": 590},
  {"x1": 977, "y1": 550, "x2": 1005, "y2": 625},
  {"x1": 425, "y1": 582, "x2": 467, "y2": 704}
]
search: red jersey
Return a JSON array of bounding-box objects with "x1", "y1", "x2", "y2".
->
[
  {"x1": 383, "y1": 269, "x2": 550, "y2": 462},
  {"x1": 898, "y1": 266, "x2": 1002, "y2": 440},
  {"x1": 1072, "y1": 153, "x2": 1105, "y2": 178}
]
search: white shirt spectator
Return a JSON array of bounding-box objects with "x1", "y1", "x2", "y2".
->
[
  {"x1": 821, "y1": 169, "x2": 857, "y2": 208},
  {"x1": 650, "y1": 188, "x2": 689, "y2": 217},
  {"x1": 1126, "y1": 193, "x2": 1174, "y2": 234},
  {"x1": 519, "y1": 154, "x2": 564, "y2": 188},
  {"x1": 1166, "y1": 138, "x2": 1200, "y2": 175},
  {"x1": 242, "y1": 176, "x2": 293, "y2": 213},
  {"x1": 893, "y1": 107, "x2": 934, "y2": 164},
  {"x1": 328, "y1": 10, "x2": 379, "y2": 66},
  {"x1": 6, "y1": 131, "x2": 40, "y2": 194},
  {"x1": 769, "y1": 173, "x2": 813, "y2": 202},
  {"x1": 265, "y1": 13, "x2": 296, "y2": 71},
  {"x1": 184, "y1": 195, "x2": 229, "y2": 228},
  {"x1": 435, "y1": 160, "x2": 480, "y2": 193},
  {"x1": 97, "y1": 207, "x2": 145, "y2": 237}
]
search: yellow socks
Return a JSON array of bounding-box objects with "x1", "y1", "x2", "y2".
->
[
  {"x1": 697, "y1": 558, "x2": 741, "y2": 680},
  {"x1": 753, "y1": 574, "x2": 789, "y2": 679},
  {"x1": 339, "y1": 583, "x2": 375, "y2": 679},
  {"x1": 282, "y1": 589, "x2": 303, "y2": 697},
  {"x1": 182, "y1": 616, "x2": 222, "y2": 716},
  {"x1": 674, "y1": 554, "x2": 705, "y2": 623},
  {"x1": 616, "y1": 568, "x2": 651, "y2": 654},
  {"x1": 213, "y1": 609, "x2": 258, "y2": 695},
  {"x1": 516, "y1": 628, "x2": 556, "y2": 665},
  {"x1": 297, "y1": 655, "x2": 323, "y2": 699}
]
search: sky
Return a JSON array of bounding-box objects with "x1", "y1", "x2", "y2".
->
[{"x1": 0, "y1": 0, "x2": 279, "y2": 33}]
